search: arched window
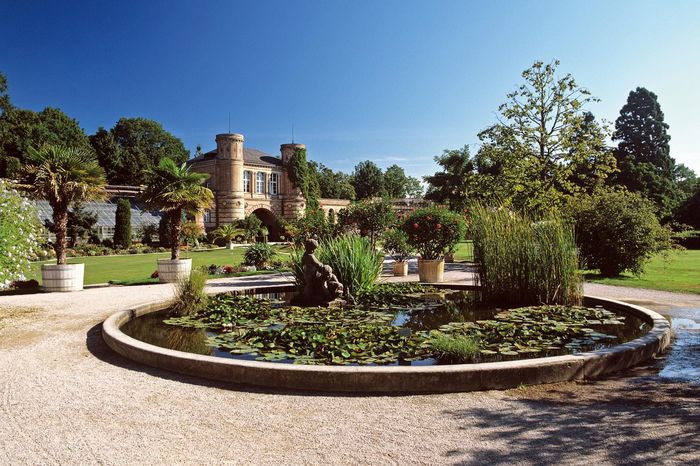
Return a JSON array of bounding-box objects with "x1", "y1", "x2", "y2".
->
[{"x1": 256, "y1": 172, "x2": 265, "y2": 194}]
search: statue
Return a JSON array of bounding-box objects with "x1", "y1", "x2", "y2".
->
[{"x1": 294, "y1": 239, "x2": 344, "y2": 306}]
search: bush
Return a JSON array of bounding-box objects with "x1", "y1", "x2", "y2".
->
[
  {"x1": 140, "y1": 223, "x2": 158, "y2": 245},
  {"x1": 566, "y1": 190, "x2": 672, "y2": 276},
  {"x1": 171, "y1": 268, "x2": 208, "y2": 316},
  {"x1": 0, "y1": 180, "x2": 43, "y2": 288},
  {"x1": 382, "y1": 228, "x2": 413, "y2": 262},
  {"x1": 339, "y1": 199, "x2": 396, "y2": 248},
  {"x1": 401, "y1": 207, "x2": 466, "y2": 260},
  {"x1": 244, "y1": 243, "x2": 274, "y2": 268},
  {"x1": 471, "y1": 204, "x2": 581, "y2": 306},
  {"x1": 291, "y1": 234, "x2": 383, "y2": 298},
  {"x1": 113, "y1": 198, "x2": 132, "y2": 249}
]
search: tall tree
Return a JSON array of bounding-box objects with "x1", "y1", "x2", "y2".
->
[
  {"x1": 310, "y1": 161, "x2": 356, "y2": 200},
  {"x1": 352, "y1": 160, "x2": 384, "y2": 200},
  {"x1": 405, "y1": 176, "x2": 423, "y2": 197},
  {"x1": 612, "y1": 87, "x2": 677, "y2": 217},
  {"x1": 476, "y1": 60, "x2": 614, "y2": 213},
  {"x1": 383, "y1": 164, "x2": 409, "y2": 198},
  {"x1": 89, "y1": 127, "x2": 123, "y2": 183},
  {"x1": 424, "y1": 146, "x2": 478, "y2": 210},
  {"x1": 113, "y1": 198, "x2": 132, "y2": 248}
]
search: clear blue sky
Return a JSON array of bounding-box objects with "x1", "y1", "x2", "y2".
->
[{"x1": 1, "y1": 0, "x2": 699, "y2": 179}]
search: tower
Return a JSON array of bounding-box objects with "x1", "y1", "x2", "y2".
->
[
  {"x1": 280, "y1": 143, "x2": 307, "y2": 219},
  {"x1": 215, "y1": 133, "x2": 245, "y2": 223}
]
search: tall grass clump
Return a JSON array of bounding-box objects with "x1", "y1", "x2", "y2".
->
[
  {"x1": 470, "y1": 204, "x2": 581, "y2": 307},
  {"x1": 291, "y1": 234, "x2": 383, "y2": 299},
  {"x1": 430, "y1": 334, "x2": 480, "y2": 363},
  {"x1": 171, "y1": 267, "x2": 209, "y2": 316}
]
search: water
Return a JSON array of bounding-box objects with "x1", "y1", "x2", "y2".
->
[
  {"x1": 121, "y1": 290, "x2": 651, "y2": 366},
  {"x1": 658, "y1": 310, "x2": 700, "y2": 384}
]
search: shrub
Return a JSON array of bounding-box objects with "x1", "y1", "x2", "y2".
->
[
  {"x1": 171, "y1": 267, "x2": 208, "y2": 316},
  {"x1": 0, "y1": 180, "x2": 43, "y2": 288},
  {"x1": 566, "y1": 190, "x2": 672, "y2": 276},
  {"x1": 113, "y1": 198, "x2": 132, "y2": 248},
  {"x1": 471, "y1": 204, "x2": 581, "y2": 306},
  {"x1": 339, "y1": 199, "x2": 396, "y2": 248},
  {"x1": 382, "y1": 228, "x2": 413, "y2": 262},
  {"x1": 237, "y1": 214, "x2": 263, "y2": 243},
  {"x1": 244, "y1": 243, "x2": 274, "y2": 268},
  {"x1": 140, "y1": 223, "x2": 158, "y2": 245},
  {"x1": 291, "y1": 234, "x2": 383, "y2": 299},
  {"x1": 401, "y1": 207, "x2": 466, "y2": 260}
]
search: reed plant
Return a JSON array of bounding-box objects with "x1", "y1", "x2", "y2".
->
[
  {"x1": 291, "y1": 234, "x2": 383, "y2": 299},
  {"x1": 171, "y1": 267, "x2": 209, "y2": 316},
  {"x1": 470, "y1": 204, "x2": 581, "y2": 306}
]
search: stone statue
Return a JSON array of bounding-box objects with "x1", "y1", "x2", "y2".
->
[{"x1": 295, "y1": 239, "x2": 344, "y2": 306}]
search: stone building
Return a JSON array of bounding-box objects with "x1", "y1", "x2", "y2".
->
[{"x1": 188, "y1": 133, "x2": 349, "y2": 240}]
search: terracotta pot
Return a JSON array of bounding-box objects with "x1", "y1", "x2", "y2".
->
[
  {"x1": 417, "y1": 258, "x2": 444, "y2": 283},
  {"x1": 393, "y1": 261, "x2": 408, "y2": 277},
  {"x1": 157, "y1": 258, "x2": 192, "y2": 283},
  {"x1": 42, "y1": 263, "x2": 84, "y2": 292}
]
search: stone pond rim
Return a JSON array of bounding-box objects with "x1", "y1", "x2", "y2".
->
[{"x1": 101, "y1": 284, "x2": 671, "y2": 393}]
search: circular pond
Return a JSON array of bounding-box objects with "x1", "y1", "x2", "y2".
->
[{"x1": 103, "y1": 283, "x2": 671, "y2": 393}]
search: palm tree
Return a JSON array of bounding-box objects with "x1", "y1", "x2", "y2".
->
[
  {"x1": 212, "y1": 223, "x2": 244, "y2": 249},
  {"x1": 142, "y1": 158, "x2": 213, "y2": 260},
  {"x1": 22, "y1": 145, "x2": 106, "y2": 265}
]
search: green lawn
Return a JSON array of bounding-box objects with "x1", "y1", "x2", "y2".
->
[
  {"x1": 584, "y1": 249, "x2": 700, "y2": 295},
  {"x1": 453, "y1": 241, "x2": 474, "y2": 262},
  {"x1": 27, "y1": 245, "x2": 291, "y2": 285}
]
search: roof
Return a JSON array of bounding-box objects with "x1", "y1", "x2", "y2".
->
[
  {"x1": 35, "y1": 200, "x2": 162, "y2": 229},
  {"x1": 189, "y1": 148, "x2": 283, "y2": 168}
]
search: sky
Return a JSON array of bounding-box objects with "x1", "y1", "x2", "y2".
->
[{"x1": 1, "y1": 0, "x2": 699, "y2": 179}]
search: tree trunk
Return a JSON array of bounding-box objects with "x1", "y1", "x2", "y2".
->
[
  {"x1": 52, "y1": 202, "x2": 69, "y2": 265},
  {"x1": 170, "y1": 209, "x2": 182, "y2": 260}
]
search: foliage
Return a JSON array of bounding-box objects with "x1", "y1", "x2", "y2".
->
[
  {"x1": 675, "y1": 184, "x2": 700, "y2": 229},
  {"x1": 158, "y1": 215, "x2": 172, "y2": 247},
  {"x1": 612, "y1": 87, "x2": 678, "y2": 218},
  {"x1": 429, "y1": 334, "x2": 480, "y2": 363},
  {"x1": 139, "y1": 223, "x2": 158, "y2": 245},
  {"x1": 405, "y1": 176, "x2": 423, "y2": 197},
  {"x1": 284, "y1": 208, "x2": 336, "y2": 246},
  {"x1": 401, "y1": 207, "x2": 466, "y2": 260},
  {"x1": 309, "y1": 161, "x2": 356, "y2": 200},
  {"x1": 475, "y1": 60, "x2": 616, "y2": 213},
  {"x1": 291, "y1": 234, "x2": 383, "y2": 299},
  {"x1": 339, "y1": 198, "x2": 396, "y2": 248},
  {"x1": 243, "y1": 242, "x2": 274, "y2": 268},
  {"x1": 171, "y1": 267, "x2": 208, "y2": 317},
  {"x1": 142, "y1": 158, "x2": 213, "y2": 260},
  {"x1": 470, "y1": 203, "x2": 582, "y2": 306},
  {"x1": 212, "y1": 223, "x2": 244, "y2": 247},
  {"x1": 93, "y1": 117, "x2": 189, "y2": 185},
  {"x1": 383, "y1": 164, "x2": 409, "y2": 198},
  {"x1": 19, "y1": 144, "x2": 106, "y2": 265},
  {"x1": 352, "y1": 160, "x2": 384, "y2": 199},
  {"x1": 113, "y1": 198, "x2": 132, "y2": 248},
  {"x1": 0, "y1": 180, "x2": 43, "y2": 288},
  {"x1": 566, "y1": 189, "x2": 671, "y2": 276},
  {"x1": 180, "y1": 221, "x2": 204, "y2": 247},
  {"x1": 424, "y1": 145, "x2": 479, "y2": 211},
  {"x1": 287, "y1": 147, "x2": 320, "y2": 209},
  {"x1": 237, "y1": 214, "x2": 263, "y2": 242},
  {"x1": 381, "y1": 228, "x2": 414, "y2": 262}
]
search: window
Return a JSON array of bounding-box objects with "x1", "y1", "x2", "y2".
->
[
  {"x1": 256, "y1": 172, "x2": 265, "y2": 194},
  {"x1": 243, "y1": 171, "x2": 251, "y2": 193},
  {"x1": 203, "y1": 209, "x2": 211, "y2": 223},
  {"x1": 269, "y1": 173, "x2": 278, "y2": 195}
]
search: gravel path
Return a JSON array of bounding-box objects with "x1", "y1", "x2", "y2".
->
[{"x1": 0, "y1": 272, "x2": 698, "y2": 465}]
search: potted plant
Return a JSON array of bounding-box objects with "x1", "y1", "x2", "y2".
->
[
  {"x1": 21, "y1": 145, "x2": 106, "y2": 292},
  {"x1": 142, "y1": 158, "x2": 213, "y2": 283},
  {"x1": 402, "y1": 207, "x2": 466, "y2": 283},
  {"x1": 382, "y1": 228, "x2": 413, "y2": 276},
  {"x1": 212, "y1": 223, "x2": 244, "y2": 249}
]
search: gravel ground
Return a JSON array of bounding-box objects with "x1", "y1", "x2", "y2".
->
[{"x1": 0, "y1": 270, "x2": 698, "y2": 465}]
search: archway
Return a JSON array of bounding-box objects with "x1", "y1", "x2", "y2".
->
[{"x1": 252, "y1": 208, "x2": 281, "y2": 241}]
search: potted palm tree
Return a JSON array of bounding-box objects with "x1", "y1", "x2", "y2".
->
[
  {"x1": 212, "y1": 223, "x2": 244, "y2": 249},
  {"x1": 382, "y1": 228, "x2": 413, "y2": 277},
  {"x1": 142, "y1": 158, "x2": 213, "y2": 283},
  {"x1": 21, "y1": 145, "x2": 106, "y2": 292}
]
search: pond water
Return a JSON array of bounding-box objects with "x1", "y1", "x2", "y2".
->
[
  {"x1": 658, "y1": 309, "x2": 700, "y2": 384},
  {"x1": 121, "y1": 289, "x2": 651, "y2": 366}
]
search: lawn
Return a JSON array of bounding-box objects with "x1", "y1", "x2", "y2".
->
[
  {"x1": 453, "y1": 241, "x2": 474, "y2": 262},
  {"x1": 27, "y1": 245, "x2": 291, "y2": 286},
  {"x1": 584, "y1": 249, "x2": 700, "y2": 295}
]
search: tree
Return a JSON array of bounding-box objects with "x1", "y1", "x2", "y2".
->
[
  {"x1": 612, "y1": 87, "x2": 677, "y2": 218},
  {"x1": 405, "y1": 176, "x2": 423, "y2": 197},
  {"x1": 66, "y1": 203, "x2": 98, "y2": 245},
  {"x1": 383, "y1": 164, "x2": 408, "y2": 198},
  {"x1": 675, "y1": 183, "x2": 700, "y2": 229},
  {"x1": 339, "y1": 199, "x2": 396, "y2": 249},
  {"x1": 237, "y1": 214, "x2": 263, "y2": 243},
  {"x1": 424, "y1": 146, "x2": 479, "y2": 211},
  {"x1": 476, "y1": 60, "x2": 615, "y2": 213},
  {"x1": 352, "y1": 160, "x2": 384, "y2": 200},
  {"x1": 113, "y1": 198, "x2": 132, "y2": 249},
  {"x1": 673, "y1": 163, "x2": 697, "y2": 202},
  {"x1": 20, "y1": 145, "x2": 106, "y2": 265},
  {"x1": 142, "y1": 158, "x2": 213, "y2": 260},
  {"x1": 287, "y1": 147, "x2": 320, "y2": 209},
  {"x1": 309, "y1": 162, "x2": 356, "y2": 200},
  {"x1": 97, "y1": 117, "x2": 189, "y2": 185}
]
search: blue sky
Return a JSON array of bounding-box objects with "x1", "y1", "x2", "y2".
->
[{"x1": 1, "y1": 0, "x2": 699, "y2": 178}]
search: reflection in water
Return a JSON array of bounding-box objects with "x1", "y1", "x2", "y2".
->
[{"x1": 659, "y1": 314, "x2": 700, "y2": 384}]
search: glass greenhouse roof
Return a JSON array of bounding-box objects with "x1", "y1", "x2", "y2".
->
[{"x1": 34, "y1": 200, "x2": 162, "y2": 228}]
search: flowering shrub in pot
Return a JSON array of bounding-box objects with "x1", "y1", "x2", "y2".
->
[{"x1": 401, "y1": 207, "x2": 466, "y2": 282}]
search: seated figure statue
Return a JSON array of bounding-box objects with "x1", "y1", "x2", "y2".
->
[{"x1": 296, "y1": 239, "x2": 344, "y2": 306}]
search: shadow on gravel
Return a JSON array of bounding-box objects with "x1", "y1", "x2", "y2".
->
[{"x1": 442, "y1": 367, "x2": 700, "y2": 465}]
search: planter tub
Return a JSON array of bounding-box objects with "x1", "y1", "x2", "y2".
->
[
  {"x1": 157, "y1": 258, "x2": 192, "y2": 283},
  {"x1": 418, "y1": 259, "x2": 444, "y2": 283},
  {"x1": 393, "y1": 261, "x2": 409, "y2": 277},
  {"x1": 42, "y1": 263, "x2": 84, "y2": 292}
]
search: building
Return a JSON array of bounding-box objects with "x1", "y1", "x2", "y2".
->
[{"x1": 188, "y1": 133, "x2": 349, "y2": 240}]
